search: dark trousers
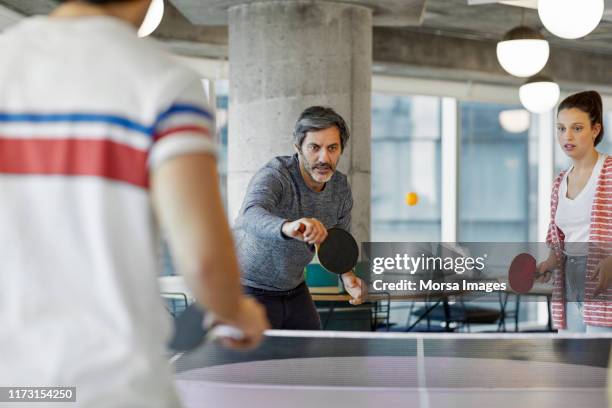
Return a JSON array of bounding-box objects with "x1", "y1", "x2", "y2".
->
[{"x1": 243, "y1": 282, "x2": 322, "y2": 330}]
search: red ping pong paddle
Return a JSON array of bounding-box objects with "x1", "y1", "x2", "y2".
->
[
  {"x1": 297, "y1": 223, "x2": 358, "y2": 275},
  {"x1": 508, "y1": 253, "x2": 551, "y2": 294}
]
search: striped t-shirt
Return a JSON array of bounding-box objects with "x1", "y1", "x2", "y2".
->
[{"x1": 0, "y1": 16, "x2": 215, "y2": 407}]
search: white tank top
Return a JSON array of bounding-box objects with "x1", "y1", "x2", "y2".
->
[{"x1": 556, "y1": 152, "x2": 607, "y2": 256}]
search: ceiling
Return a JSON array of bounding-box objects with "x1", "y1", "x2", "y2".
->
[
  {"x1": 420, "y1": 0, "x2": 612, "y2": 55},
  {"x1": 2, "y1": 0, "x2": 612, "y2": 55},
  {"x1": 0, "y1": 0, "x2": 610, "y2": 87}
]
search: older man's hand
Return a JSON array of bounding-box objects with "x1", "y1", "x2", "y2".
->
[{"x1": 341, "y1": 272, "x2": 367, "y2": 305}]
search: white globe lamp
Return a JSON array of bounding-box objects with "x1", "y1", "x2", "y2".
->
[
  {"x1": 538, "y1": 0, "x2": 604, "y2": 39},
  {"x1": 519, "y1": 76, "x2": 560, "y2": 114},
  {"x1": 138, "y1": 0, "x2": 165, "y2": 38},
  {"x1": 497, "y1": 26, "x2": 549, "y2": 78}
]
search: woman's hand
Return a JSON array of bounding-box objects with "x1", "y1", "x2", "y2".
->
[
  {"x1": 593, "y1": 256, "x2": 612, "y2": 296},
  {"x1": 536, "y1": 253, "x2": 557, "y2": 283}
]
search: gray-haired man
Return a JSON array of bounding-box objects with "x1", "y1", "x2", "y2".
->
[{"x1": 233, "y1": 106, "x2": 367, "y2": 330}]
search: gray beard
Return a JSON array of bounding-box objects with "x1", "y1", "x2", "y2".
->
[{"x1": 299, "y1": 150, "x2": 335, "y2": 183}]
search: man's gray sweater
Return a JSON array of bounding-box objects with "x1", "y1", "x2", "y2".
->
[{"x1": 233, "y1": 154, "x2": 353, "y2": 291}]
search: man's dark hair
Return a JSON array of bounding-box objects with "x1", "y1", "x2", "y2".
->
[
  {"x1": 558, "y1": 90, "x2": 605, "y2": 146},
  {"x1": 293, "y1": 106, "x2": 350, "y2": 151}
]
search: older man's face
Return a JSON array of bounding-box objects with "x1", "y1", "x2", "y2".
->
[{"x1": 298, "y1": 126, "x2": 342, "y2": 184}]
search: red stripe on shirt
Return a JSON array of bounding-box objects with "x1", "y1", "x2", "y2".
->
[
  {"x1": 0, "y1": 138, "x2": 148, "y2": 188},
  {"x1": 153, "y1": 125, "x2": 210, "y2": 142}
]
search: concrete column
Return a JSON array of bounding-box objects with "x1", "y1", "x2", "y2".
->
[{"x1": 228, "y1": 1, "x2": 372, "y2": 244}]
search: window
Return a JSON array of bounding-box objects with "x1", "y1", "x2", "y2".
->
[
  {"x1": 371, "y1": 94, "x2": 442, "y2": 241},
  {"x1": 458, "y1": 102, "x2": 538, "y2": 242}
]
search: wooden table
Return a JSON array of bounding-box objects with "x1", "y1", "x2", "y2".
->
[{"x1": 310, "y1": 287, "x2": 465, "y2": 331}]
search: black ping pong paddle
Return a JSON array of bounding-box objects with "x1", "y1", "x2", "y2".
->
[
  {"x1": 169, "y1": 302, "x2": 206, "y2": 352},
  {"x1": 169, "y1": 303, "x2": 245, "y2": 352},
  {"x1": 298, "y1": 224, "x2": 359, "y2": 274}
]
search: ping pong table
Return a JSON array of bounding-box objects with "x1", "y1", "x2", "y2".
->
[{"x1": 172, "y1": 331, "x2": 611, "y2": 408}]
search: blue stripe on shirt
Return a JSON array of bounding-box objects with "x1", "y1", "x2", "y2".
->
[
  {"x1": 155, "y1": 104, "x2": 214, "y2": 126},
  {"x1": 0, "y1": 112, "x2": 153, "y2": 136},
  {"x1": 0, "y1": 103, "x2": 214, "y2": 139}
]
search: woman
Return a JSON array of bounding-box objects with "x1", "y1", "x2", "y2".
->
[{"x1": 538, "y1": 90, "x2": 612, "y2": 333}]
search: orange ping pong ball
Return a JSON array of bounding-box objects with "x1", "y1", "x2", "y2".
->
[{"x1": 405, "y1": 192, "x2": 418, "y2": 206}]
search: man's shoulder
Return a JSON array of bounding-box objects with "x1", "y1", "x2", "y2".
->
[
  {"x1": 266, "y1": 155, "x2": 295, "y2": 168},
  {"x1": 106, "y1": 33, "x2": 199, "y2": 86},
  {"x1": 4, "y1": 16, "x2": 199, "y2": 88},
  {"x1": 259, "y1": 155, "x2": 296, "y2": 178}
]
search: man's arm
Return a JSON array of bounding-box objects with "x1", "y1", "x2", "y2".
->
[
  {"x1": 238, "y1": 168, "x2": 293, "y2": 240},
  {"x1": 152, "y1": 154, "x2": 241, "y2": 319},
  {"x1": 151, "y1": 154, "x2": 268, "y2": 346},
  {"x1": 149, "y1": 72, "x2": 268, "y2": 346}
]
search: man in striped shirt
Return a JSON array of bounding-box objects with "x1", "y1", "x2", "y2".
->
[{"x1": 0, "y1": 0, "x2": 268, "y2": 406}]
